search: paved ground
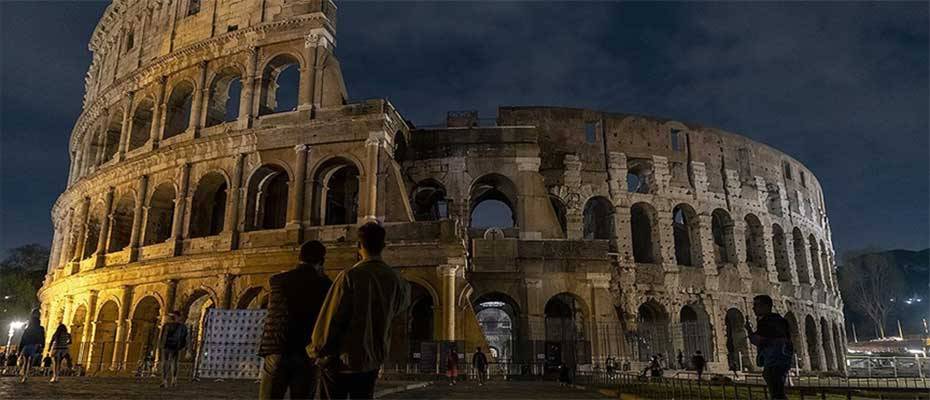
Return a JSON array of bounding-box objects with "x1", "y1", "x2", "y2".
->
[{"x1": 381, "y1": 380, "x2": 613, "y2": 399}]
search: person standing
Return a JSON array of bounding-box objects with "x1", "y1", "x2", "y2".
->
[
  {"x1": 676, "y1": 350, "x2": 685, "y2": 370},
  {"x1": 691, "y1": 350, "x2": 706, "y2": 380},
  {"x1": 309, "y1": 222, "x2": 411, "y2": 400},
  {"x1": 17, "y1": 309, "x2": 45, "y2": 383},
  {"x1": 472, "y1": 347, "x2": 488, "y2": 386},
  {"x1": 258, "y1": 240, "x2": 333, "y2": 400},
  {"x1": 746, "y1": 295, "x2": 793, "y2": 400},
  {"x1": 49, "y1": 324, "x2": 71, "y2": 383},
  {"x1": 446, "y1": 347, "x2": 459, "y2": 386},
  {"x1": 159, "y1": 311, "x2": 189, "y2": 388}
]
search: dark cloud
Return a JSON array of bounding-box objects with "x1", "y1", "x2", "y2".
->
[{"x1": 0, "y1": 1, "x2": 926, "y2": 255}]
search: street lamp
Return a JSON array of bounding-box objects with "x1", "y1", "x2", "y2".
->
[{"x1": 6, "y1": 321, "x2": 25, "y2": 352}]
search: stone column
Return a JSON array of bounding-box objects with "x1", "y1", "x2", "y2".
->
[
  {"x1": 524, "y1": 277, "x2": 545, "y2": 365},
  {"x1": 238, "y1": 48, "x2": 257, "y2": 128},
  {"x1": 150, "y1": 76, "x2": 167, "y2": 148},
  {"x1": 613, "y1": 205, "x2": 634, "y2": 264},
  {"x1": 363, "y1": 132, "x2": 383, "y2": 222},
  {"x1": 95, "y1": 189, "x2": 115, "y2": 266},
  {"x1": 438, "y1": 264, "x2": 459, "y2": 341},
  {"x1": 93, "y1": 118, "x2": 107, "y2": 167},
  {"x1": 287, "y1": 145, "x2": 309, "y2": 233},
  {"x1": 189, "y1": 61, "x2": 207, "y2": 137},
  {"x1": 80, "y1": 290, "x2": 98, "y2": 365},
  {"x1": 112, "y1": 285, "x2": 133, "y2": 370},
  {"x1": 72, "y1": 199, "x2": 90, "y2": 265},
  {"x1": 118, "y1": 91, "x2": 134, "y2": 158},
  {"x1": 128, "y1": 175, "x2": 148, "y2": 261},
  {"x1": 656, "y1": 209, "x2": 675, "y2": 267},
  {"x1": 225, "y1": 153, "x2": 245, "y2": 249},
  {"x1": 697, "y1": 213, "x2": 718, "y2": 276},
  {"x1": 170, "y1": 163, "x2": 191, "y2": 254},
  {"x1": 218, "y1": 274, "x2": 234, "y2": 309}
]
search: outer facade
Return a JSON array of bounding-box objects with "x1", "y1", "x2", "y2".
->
[{"x1": 39, "y1": 0, "x2": 845, "y2": 374}]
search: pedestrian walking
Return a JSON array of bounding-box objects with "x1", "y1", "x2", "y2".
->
[
  {"x1": 17, "y1": 309, "x2": 45, "y2": 383},
  {"x1": 309, "y1": 222, "x2": 411, "y2": 400},
  {"x1": 49, "y1": 324, "x2": 71, "y2": 383},
  {"x1": 472, "y1": 347, "x2": 488, "y2": 385},
  {"x1": 258, "y1": 240, "x2": 333, "y2": 400},
  {"x1": 691, "y1": 350, "x2": 706, "y2": 380},
  {"x1": 446, "y1": 347, "x2": 459, "y2": 386},
  {"x1": 159, "y1": 311, "x2": 189, "y2": 388},
  {"x1": 677, "y1": 350, "x2": 684, "y2": 369},
  {"x1": 746, "y1": 295, "x2": 793, "y2": 400}
]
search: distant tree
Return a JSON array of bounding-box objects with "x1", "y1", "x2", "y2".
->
[
  {"x1": 839, "y1": 253, "x2": 904, "y2": 338},
  {"x1": 0, "y1": 244, "x2": 49, "y2": 336},
  {"x1": 0, "y1": 243, "x2": 50, "y2": 271}
]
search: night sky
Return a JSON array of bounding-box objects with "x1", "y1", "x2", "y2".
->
[{"x1": 1, "y1": 1, "x2": 927, "y2": 257}]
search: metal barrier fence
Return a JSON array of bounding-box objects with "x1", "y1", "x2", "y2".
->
[{"x1": 847, "y1": 355, "x2": 930, "y2": 378}]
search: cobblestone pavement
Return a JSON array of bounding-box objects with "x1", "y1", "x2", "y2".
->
[{"x1": 381, "y1": 380, "x2": 613, "y2": 399}]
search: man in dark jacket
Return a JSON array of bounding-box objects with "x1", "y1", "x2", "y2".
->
[
  {"x1": 160, "y1": 311, "x2": 188, "y2": 388},
  {"x1": 259, "y1": 240, "x2": 332, "y2": 400},
  {"x1": 472, "y1": 347, "x2": 488, "y2": 385},
  {"x1": 747, "y1": 295, "x2": 793, "y2": 400},
  {"x1": 691, "y1": 350, "x2": 706, "y2": 380},
  {"x1": 17, "y1": 309, "x2": 45, "y2": 383}
]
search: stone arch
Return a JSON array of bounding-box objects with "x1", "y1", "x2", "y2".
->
[
  {"x1": 772, "y1": 224, "x2": 791, "y2": 282},
  {"x1": 163, "y1": 80, "x2": 195, "y2": 139},
  {"x1": 180, "y1": 288, "x2": 216, "y2": 362},
  {"x1": 792, "y1": 228, "x2": 810, "y2": 283},
  {"x1": 189, "y1": 171, "x2": 228, "y2": 238},
  {"x1": 388, "y1": 280, "x2": 435, "y2": 364},
  {"x1": 679, "y1": 303, "x2": 715, "y2": 363},
  {"x1": 583, "y1": 196, "x2": 614, "y2": 240},
  {"x1": 410, "y1": 179, "x2": 448, "y2": 222},
  {"x1": 311, "y1": 157, "x2": 361, "y2": 226},
  {"x1": 81, "y1": 123, "x2": 104, "y2": 174},
  {"x1": 125, "y1": 296, "x2": 161, "y2": 371},
  {"x1": 711, "y1": 208, "x2": 737, "y2": 264},
  {"x1": 258, "y1": 53, "x2": 301, "y2": 115},
  {"x1": 805, "y1": 315, "x2": 821, "y2": 370},
  {"x1": 205, "y1": 65, "x2": 243, "y2": 127},
  {"x1": 107, "y1": 193, "x2": 135, "y2": 253},
  {"x1": 636, "y1": 299, "x2": 672, "y2": 361},
  {"x1": 820, "y1": 317, "x2": 835, "y2": 371},
  {"x1": 235, "y1": 287, "x2": 265, "y2": 310},
  {"x1": 473, "y1": 291, "x2": 522, "y2": 362},
  {"x1": 90, "y1": 300, "x2": 120, "y2": 369},
  {"x1": 102, "y1": 109, "x2": 123, "y2": 163},
  {"x1": 743, "y1": 214, "x2": 766, "y2": 268},
  {"x1": 833, "y1": 321, "x2": 845, "y2": 370},
  {"x1": 544, "y1": 292, "x2": 591, "y2": 366},
  {"x1": 83, "y1": 200, "x2": 106, "y2": 259},
  {"x1": 808, "y1": 234, "x2": 823, "y2": 285},
  {"x1": 672, "y1": 203, "x2": 700, "y2": 267},
  {"x1": 245, "y1": 163, "x2": 291, "y2": 230},
  {"x1": 630, "y1": 202, "x2": 660, "y2": 263},
  {"x1": 69, "y1": 304, "x2": 88, "y2": 363},
  {"x1": 143, "y1": 181, "x2": 176, "y2": 245},
  {"x1": 725, "y1": 308, "x2": 752, "y2": 371},
  {"x1": 469, "y1": 173, "x2": 518, "y2": 229},
  {"x1": 784, "y1": 311, "x2": 803, "y2": 368},
  {"x1": 128, "y1": 96, "x2": 155, "y2": 151},
  {"x1": 549, "y1": 195, "x2": 568, "y2": 238}
]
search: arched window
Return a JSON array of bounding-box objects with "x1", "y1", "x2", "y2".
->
[
  {"x1": 245, "y1": 164, "x2": 290, "y2": 230},
  {"x1": 725, "y1": 308, "x2": 751, "y2": 371},
  {"x1": 636, "y1": 300, "x2": 671, "y2": 361},
  {"x1": 630, "y1": 202, "x2": 658, "y2": 263},
  {"x1": 164, "y1": 81, "x2": 195, "y2": 139},
  {"x1": 680, "y1": 304, "x2": 714, "y2": 362},
  {"x1": 81, "y1": 127, "x2": 104, "y2": 174},
  {"x1": 743, "y1": 214, "x2": 766, "y2": 268},
  {"x1": 258, "y1": 55, "x2": 300, "y2": 115},
  {"x1": 711, "y1": 208, "x2": 736, "y2": 264},
  {"x1": 808, "y1": 234, "x2": 823, "y2": 285},
  {"x1": 549, "y1": 195, "x2": 568, "y2": 238},
  {"x1": 473, "y1": 292, "x2": 521, "y2": 363},
  {"x1": 69, "y1": 305, "x2": 87, "y2": 363},
  {"x1": 107, "y1": 194, "x2": 135, "y2": 253},
  {"x1": 125, "y1": 297, "x2": 160, "y2": 369},
  {"x1": 205, "y1": 67, "x2": 242, "y2": 127},
  {"x1": 91, "y1": 301, "x2": 120, "y2": 368},
  {"x1": 469, "y1": 174, "x2": 517, "y2": 229},
  {"x1": 388, "y1": 282, "x2": 434, "y2": 364},
  {"x1": 312, "y1": 159, "x2": 360, "y2": 226},
  {"x1": 189, "y1": 172, "x2": 228, "y2": 238},
  {"x1": 583, "y1": 196, "x2": 614, "y2": 240},
  {"x1": 672, "y1": 204, "x2": 700, "y2": 267},
  {"x1": 102, "y1": 110, "x2": 123, "y2": 163},
  {"x1": 772, "y1": 224, "x2": 791, "y2": 282},
  {"x1": 82, "y1": 204, "x2": 104, "y2": 259},
  {"x1": 144, "y1": 182, "x2": 176, "y2": 245},
  {"x1": 820, "y1": 317, "x2": 836, "y2": 370},
  {"x1": 805, "y1": 315, "x2": 821, "y2": 370},
  {"x1": 792, "y1": 228, "x2": 810, "y2": 283},
  {"x1": 411, "y1": 180, "x2": 448, "y2": 221},
  {"x1": 545, "y1": 293, "x2": 590, "y2": 366},
  {"x1": 129, "y1": 97, "x2": 154, "y2": 151},
  {"x1": 627, "y1": 159, "x2": 653, "y2": 194}
]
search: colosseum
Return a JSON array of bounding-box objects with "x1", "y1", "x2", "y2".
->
[{"x1": 38, "y1": 0, "x2": 845, "y2": 376}]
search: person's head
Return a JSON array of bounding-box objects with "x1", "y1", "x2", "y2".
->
[
  {"x1": 29, "y1": 308, "x2": 41, "y2": 324},
  {"x1": 299, "y1": 240, "x2": 326, "y2": 267},
  {"x1": 357, "y1": 222, "x2": 386, "y2": 259},
  {"x1": 752, "y1": 295, "x2": 774, "y2": 317},
  {"x1": 476, "y1": 346, "x2": 481, "y2": 352},
  {"x1": 55, "y1": 324, "x2": 68, "y2": 336}
]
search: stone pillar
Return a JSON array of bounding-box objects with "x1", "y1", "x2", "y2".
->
[
  {"x1": 189, "y1": 61, "x2": 207, "y2": 137},
  {"x1": 128, "y1": 175, "x2": 148, "y2": 261},
  {"x1": 80, "y1": 290, "x2": 98, "y2": 365},
  {"x1": 118, "y1": 91, "x2": 133, "y2": 158},
  {"x1": 219, "y1": 274, "x2": 234, "y2": 309},
  {"x1": 363, "y1": 132, "x2": 383, "y2": 222},
  {"x1": 112, "y1": 285, "x2": 133, "y2": 370},
  {"x1": 93, "y1": 118, "x2": 107, "y2": 167},
  {"x1": 225, "y1": 153, "x2": 245, "y2": 249},
  {"x1": 170, "y1": 163, "x2": 191, "y2": 254},
  {"x1": 72, "y1": 199, "x2": 90, "y2": 264},
  {"x1": 95, "y1": 189, "x2": 115, "y2": 265},
  {"x1": 239, "y1": 48, "x2": 258, "y2": 128},
  {"x1": 656, "y1": 209, "x2": 675, "y2": 267},
  {"x1": 287, "y1": 145, "x2": 309, "y2": 232},
  {"x1": 438, "y1": 264, "x2": 459, "y2": 341},
  {"x1": 697, "y1": 213, "x2": 718, "y2": 276},
  {"x1": 150, "y1": 76, "x2": 167, "y2": 148},
  {"x1": 613, "y1": 205, "x2": 634, "y2": 264}
]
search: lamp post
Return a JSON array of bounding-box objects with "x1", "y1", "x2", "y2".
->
[{"x1": 6, "y1": 321, "x2": 25, "y2": 352}]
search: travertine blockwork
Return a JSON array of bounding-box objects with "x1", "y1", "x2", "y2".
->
[{"x1": 40, "y1": 0, "x2": 843, "y2": 374}]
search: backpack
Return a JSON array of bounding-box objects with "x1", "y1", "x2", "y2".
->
[{"x1": 164, "y1": 323, "x2": 188, "y2": 351}]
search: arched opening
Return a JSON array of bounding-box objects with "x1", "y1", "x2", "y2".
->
[
  {"x1": 258, "y1": 55, "x2": 300, "y2": 115},
  {"x1": 125, "y1": 297, "x2": 160, "y2": 371},
  {"x1": 636, "y1": 300, "x2": 672, "y2": 361},
  {"x1": 544, "y1": 293, "x2": 590, "y2": 367},
  {"x1": 626, "y1": 159, "x2": 653, "y2": 194},
  {"x1": 744, "y1": 214, "x2": 766, "y2": 268},
  {"x1": 725, "y1": 308, "x2": 751, "y2": 371},
  {"x1": 583, "y1": 196, "x2": 614, "y2": 240},
  {"x1": 474, "y1": 292, "x2": 521, "y2": 363},
  {"x1": 128, "y1": 97, "x2": 154, "y2": 151},
  {"x1": 236, "y1": 287, "x2": 265, "y2": 310},
  {"x1": 143, "y1": 182, "x2": 176, "y2": 245},
  {"x1": 182, "y1": 291, "x2": 215, "y2": 363},
  {"x1": 809, "y1": 235, "x2": 823, "y2": 285},
  {"x1": 630, "y1": 202, "x2": 658, "y2": 263},
  {"x1": 102, "y1": 111, "x2": 123, "y2": 163},
  {"x1": 393, "y1": 131, "x2": 407, "y2": 162},
  {"x1": 820, "y1": 318, "x2": 836, "y2": 371},
  {"x1": 205, "y1": 67, "x2": 242, "y2": 127},
  {"x1": 70, "y1": 305, "x2": 87, "y2": 364},
  {"x1": 470, "y1": 174, "x2": 517, "y2": 230},
  {"x1": 549, "y1": 195, "x2": 568, "y2": 238},
  {"x1": 82, "y1": 204, "x2": 104, "y2": 259},
  {"x1": 680, "y1": 304, "x2": 714, "y2": 365},
  {"x1": 90, "y1": 300, "x2": 119, "y2": 370},
  {"x1": 107, "y1": 194, "x2": 135, "y2": 253},
  {"x1": 82, "y1": 126, "x2": 104, "y2": 174},
  {"x1": 785, "y1": 312, "x2": 803, "y2": 368},
  {"x1": 711, "y1": 209, "x2": 736, "y2": 264},
  {"x1": 163, "y1": 81, "x2": 195, "y2": 139},
  {"x1": 672, "y1": 204, "x2": 700, "y2": 267},
  {"x1": 772, "y1": 224, "x2": 791, "y2": 282},
  {"x1": 245, "y1": 164, "x2": 290, "y2": 230},
  {"x1": 388, "y1": 282, "x2": 434, "y2": 365},
  {"x1": 312, "y1": 159, "x2": 360, "y2": 226},
  {"x1": 793, "y1": 228, "x2": 810, "y2": 283},
  {"x1": 833, "y1": 322, "x2": 845, "y2": 370},
  {"x1": 805, "y1": 315, "x2": 821, "y2": 370},
  {"x1": 411, "y1": 180, "x2": 448, "y2": 221},
  {"x1": 189, "y1": 172, "x2": 228, "y2": 238}
]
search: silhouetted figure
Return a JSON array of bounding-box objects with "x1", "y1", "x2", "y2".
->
[
  {"x1": 747, "y1": 295, "x2": 793, "y2": 400},
  {"x1": 258, "y1": 240, "x2": 332, "y2": 400},
  {"x1": 49, "y1": 324, "x2": 71, "y2": 382},
  {"x1": 472, "y1": 347, "x2": 488, "y2": 385},
  {"x1": 691, "y1": 350, "x2": 706, "y2": 380},
  {"x1": 17, "y1": 309, "x2": 45, "y2": 383},
  {"x1": 159, "y1": 311, "x2": 189, "y2": 388},
  {"x1": 677, "y1": 350, "x2": 684, "y2": 369},
  {"x1": 446, "y1": 347, "x2": 459, "y2": 386},
  {"x1": 310, "y1": 222, "x2": 411, "y2": 400}
]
